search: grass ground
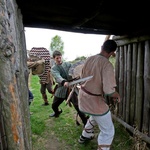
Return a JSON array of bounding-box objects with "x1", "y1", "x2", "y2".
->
[{"x1": 29, "y1": 75, "x2": 134, "y2": 150}]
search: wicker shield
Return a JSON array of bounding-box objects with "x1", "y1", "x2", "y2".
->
[{"x1": 27, "y1": 55, "x2": 45, "y2": 75}]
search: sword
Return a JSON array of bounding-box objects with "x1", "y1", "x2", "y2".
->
[
  {"x1": 66, "y1": 75, "x2": 93, "y2": 106},
  {"x1": 68, "y1": 75, "x2": 93, "y2": 86}
]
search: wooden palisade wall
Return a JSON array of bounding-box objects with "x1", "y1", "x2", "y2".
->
[{"x1": 113, "y1": 35, "x2": 150, "y2": 145}]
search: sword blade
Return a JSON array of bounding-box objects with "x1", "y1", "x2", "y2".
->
[{"x1": 68, "y1": 75, "x2": 93, "y2": 86}]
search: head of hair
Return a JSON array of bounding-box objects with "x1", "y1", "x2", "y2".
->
[
  {"x1": 52, "y1": 50, "x2": 62, "y2": 58},
  {"x1": 102, "y1": 40, "x2": 117, "y2": 53}
]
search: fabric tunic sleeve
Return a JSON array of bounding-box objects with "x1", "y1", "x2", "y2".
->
[
  {"x1": 51, "y1": 65, "x2": 65, "y2": 83},
  {"x1": 51, "y1": 62, "x2": 72, "y2": 83},
  {"x1": 102, "y1": 62, "x2": 116, "y2": 95}
]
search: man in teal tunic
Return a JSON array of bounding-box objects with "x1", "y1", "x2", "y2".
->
[{"x1": 49, "y1": 50, "x2": 88, "y2": 126}]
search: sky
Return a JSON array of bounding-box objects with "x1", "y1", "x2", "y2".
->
[{"x1": 25, "y1": 27, "x2": 107, "y2": 61}]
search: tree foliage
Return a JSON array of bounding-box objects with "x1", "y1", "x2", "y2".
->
[{"x1": 50, "y1": 35, "x2": 64, "y2": 55}]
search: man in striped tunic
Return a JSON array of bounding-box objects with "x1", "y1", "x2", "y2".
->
[{"x1": 29, "y1": 47, "x2": 54, "y2": 106}]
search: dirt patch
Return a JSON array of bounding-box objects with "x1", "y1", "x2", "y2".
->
[{"x1": 38, "y1": 119, "x2": 72, "y2": 150}]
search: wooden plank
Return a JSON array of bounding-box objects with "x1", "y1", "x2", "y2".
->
[
  {"x1": 135, "y1": 42, "x2": 144, "y2": 131},
  {"x1": 125, "y1": 44, "x2": 132, "y2": 123},
  {"x1": 113, "y1": 35, "x2": 150, "y2": 46},
  {"x1": 123, "y1": 45, "x2": 127, "y2": 120},
  {"x1": 143, "y1": 40, "x2": 150, "y2": 135},
  {"x1": 118, "y1": 46, "x2": 124, "y2": 116},
  {"x1": 115, "y1": 47, "x2": 119, "y2": 91},
  {"x1": 130, "y1": 43, "x2": 138, "y2": 125},
  {"x1": 112, "y1": 114, "x2": 150, "y2": 144}
]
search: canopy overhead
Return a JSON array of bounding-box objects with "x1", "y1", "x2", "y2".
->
[{"x1": 16, "y1": 0, "x2": 150, "y2": 36}]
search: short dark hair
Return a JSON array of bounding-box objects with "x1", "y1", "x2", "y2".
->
[
  {"x1": 52, "y1": 50, "x2": 62, "y2": 58},
  {"x1": 102, "y1": 40, "x2": 117, "y2": 53}
]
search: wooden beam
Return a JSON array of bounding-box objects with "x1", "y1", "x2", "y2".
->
[{"x1": 112, "y1": 114, "x2": 150, "y2": 144}]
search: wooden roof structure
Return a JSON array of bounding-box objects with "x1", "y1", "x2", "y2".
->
[{"x1": 16, "y1": 0, "x2": 150, "y2": 36}]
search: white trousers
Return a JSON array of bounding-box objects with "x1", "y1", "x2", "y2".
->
[{"x1": 82, "y1": 111, "x2": 114, "y2": 150}]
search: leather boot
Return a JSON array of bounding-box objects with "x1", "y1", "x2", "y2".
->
[
  {"x1": 49, "y1": 109, "x2": 62, "y2": 118},
  {"x1": 42, "y1": 93, "x2": 49, "y2": 105}
]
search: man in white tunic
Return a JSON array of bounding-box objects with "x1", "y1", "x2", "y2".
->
[{"x1": 78, "y1": 40, "x2": 120, "y2": 150}]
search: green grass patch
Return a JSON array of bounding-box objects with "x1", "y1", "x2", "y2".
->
[{"x1": 30, "y1": 75, "x2": 134, "y2": 150}]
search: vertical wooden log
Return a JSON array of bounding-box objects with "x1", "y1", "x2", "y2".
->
[
  {"x1": 135, "y1": 42, "x2": 144, "y2": 131},
  {"x1": 125, "y1": 44, "x2": 132, "y2": 123},
  {"x1": 0, "y1": 0, "x2": 32, "y2": 149},
  {"x1": 123, "y1": 45, "x2": 127, "y2": 120},
  {"x1": 143, "y1": 40, "x2": 150, "y2": 136},
  {"x1": 115, "y1": 47, "x2": 121, "y2": 116},
  {"x1": 0, "y1": 114, "x2": 7, "y2": 150},
  {"x1": 104, "y1": 35, "x2": 111, "y2": 42},
  {"x1": 130, "y1": 43, "x2": 137, "y2": 125},
  {"x1": 118, "y1": 46, "x2": 124, "y2": 115},
  {"x1": 115, "y1": 47, "x2": 119, "y2": 92}
]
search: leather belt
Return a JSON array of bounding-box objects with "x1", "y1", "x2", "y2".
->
[{"x1": 81, "y1": 86, "x2": 102, "y2": 96}]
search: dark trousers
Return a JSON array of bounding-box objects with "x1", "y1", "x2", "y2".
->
[
  {"x1": 40, "y1": 82, "x2": 53, "y2": 103},
  {"x1": 40, "y1": 82, "x2": 53, "y2": 94},
  {"x1": 52, "y1": 92, "x2": 88, "y2": 126},
  {"x1": 70, "y1": 92, "x2": 88, "y2": 126},
  {"x1": 29, "y1": 90, "x2": 34, "y2": 105}
]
